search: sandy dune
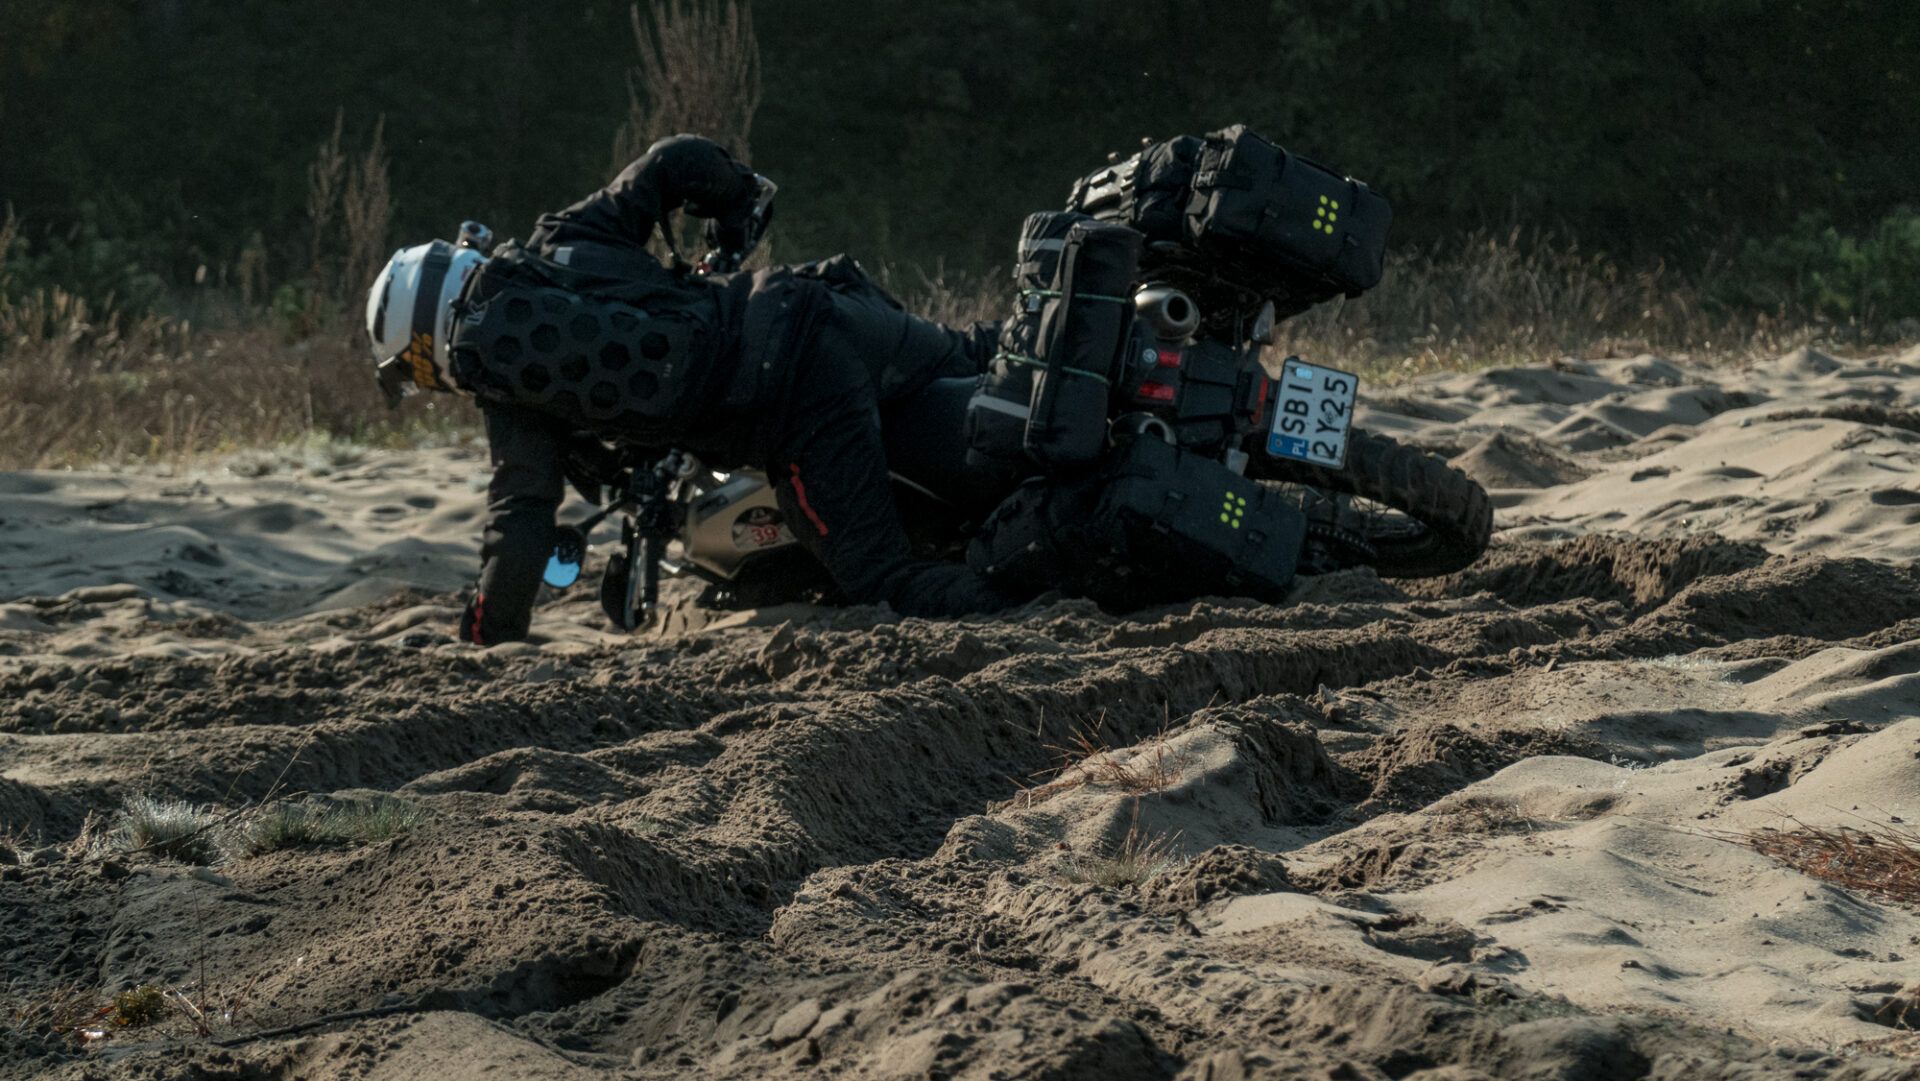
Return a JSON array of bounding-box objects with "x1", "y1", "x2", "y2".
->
[{"x1": 2, "y1": 346, "x2": 1918, "y2": 1078}]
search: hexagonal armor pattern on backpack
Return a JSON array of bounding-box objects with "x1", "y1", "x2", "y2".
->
[{"x1": 451, "y1": 282, "x2": 696, "y2": 427}]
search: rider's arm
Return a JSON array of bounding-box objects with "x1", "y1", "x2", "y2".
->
[
  {"x1": 529, "y1": 134, "x2": 758, "y2": 252},
  {"x1": 459, "y1": 401, "x2": 566, "y2": 645}
]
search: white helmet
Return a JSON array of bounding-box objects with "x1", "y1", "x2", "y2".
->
[{"x1": 366, "y1": 239, "x2": 488, "y2": 399}]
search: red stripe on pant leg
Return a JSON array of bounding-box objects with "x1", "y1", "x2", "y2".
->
[
  {"x1": 790, "y1": 463, "x2": 829, "y2": 536},
  {"x1": 470, "y1": 593, "x2": 487, "y2": 644}
]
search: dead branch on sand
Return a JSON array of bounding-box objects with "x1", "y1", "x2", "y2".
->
[{"x1": 1730, "y1": 818, "x2": 1920, "y2": 909}]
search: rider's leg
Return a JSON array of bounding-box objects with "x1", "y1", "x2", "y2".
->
[
  {"x1": 767, "y1": 366, "x2": 1022, "y2": 618},
  {"x1": 462, "y1": 401, "x2": 566, "y2": 644},
  {"x1": 809, "y1": 270, "x2": 997, "y2": 402}
]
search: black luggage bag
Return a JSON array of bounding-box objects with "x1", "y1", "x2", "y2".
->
[
  {"x1": 969, "y1": 435, "x2": 1306, "y2": 608},
  {"x1": 1023, "y1": 219, "x2": 1142, "y2": 467},
  {"x1": 1069, "y1": 125, "x2": 1392, "y2": 315},
  {"x1": 965, "y1": 212, "x2": 1143, "y2": 473},
  {"x1": 964, "y1": 211, "x2": 1088, "y2": 474}
]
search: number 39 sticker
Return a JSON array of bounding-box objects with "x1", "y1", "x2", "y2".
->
[{"x1": 1266, "y1": 359, "x2": 1358, "y2": 469}]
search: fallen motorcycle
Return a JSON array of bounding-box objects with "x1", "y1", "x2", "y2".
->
[{"x1": 541, "y1": 126, "x2": 1492, "y2": 628}]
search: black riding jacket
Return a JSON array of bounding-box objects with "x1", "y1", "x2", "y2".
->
[
  {"x1": 462, "y1": 135, "x2": 781, "y2": 644},
  {"x1": 458, "y1": 134, "x2": 1006, "y2": 644}
]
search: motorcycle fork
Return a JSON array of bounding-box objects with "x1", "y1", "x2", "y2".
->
[{"x1": 613, "y1": 452, "x2": 683, "y2": 629}]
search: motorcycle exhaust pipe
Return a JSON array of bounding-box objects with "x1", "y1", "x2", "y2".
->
[{"x1": 1133, "y1": 286, "x2": 1200, "y2": 341}]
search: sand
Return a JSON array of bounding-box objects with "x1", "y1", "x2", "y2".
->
[{"x1": 2, "y1": 345, "x2": 1918, "y2": 1079}]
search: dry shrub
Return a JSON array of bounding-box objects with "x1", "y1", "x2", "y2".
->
[
  {"x1": 306, "y1": 113, "x2": 347, "y2": 289},
  {"x1": 341, "y1": 117, "x2": 393, "y2": 305},
  {"x1": 0, "y1": 204, "x2": 18, "y2": 282},
  {"x1": 299, "y1": 109, "x2": 393, "y2": 333},
  {"x1": 229, "y1": 796, "x2": 426, "y2": 857},
  {"x1": 612, "y1": 0, "x2": 760, "y2": 166},
  {"x1": 610, "y1": 0, "x2": 762, "y2": 261},
  {"x1": 1738, "y1": 820, "x2": 1920, "y2": 909}
]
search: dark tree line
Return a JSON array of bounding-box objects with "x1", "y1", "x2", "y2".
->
[{"x1": 2, "y1": 0, "x2": 1915, "y2": 307}]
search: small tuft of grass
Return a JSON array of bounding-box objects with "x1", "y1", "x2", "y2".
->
[
  {"x1": 108, "y1": 986, "x2": 168, "y2": 1028},
  {"x1": 327, "y1": 796, "x2": 426, "y2": 843},
  {"x1": 1738, "y1": 819, "x2": 1920, "y2": 909},
  {"x1": 1059, "y1": 821, "x2": 1186, "y2": 889},
  {"x1": 105, "y1": 796, "x2": 224, "y2": 865},
  {"x1": 229, "y1": 803, "x2": 333, "y2": 857},
  {"x1": 228, "y1": 797, "x2": 426, "y2": 857}
]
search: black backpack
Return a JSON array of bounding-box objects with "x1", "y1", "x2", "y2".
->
[{"x1": 448, "y1": 242, "x2": 711, "y2": 429}]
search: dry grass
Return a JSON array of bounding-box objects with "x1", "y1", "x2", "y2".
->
[
  {"x1": 0, "y1": 308, "x2": 472, "y2": 469},
  {"x1": 96, "y1": 792, "x2": 428, "y2": 865},
  {"x1": 612, "y1": 0, "x2": 760, "y2": 168},
  {"x1": 3, "y1": 982, "x2": 102, "y2": 1044},
  {"x1": 1059, "y1": 819, "x2": 1186, "y2": 889},
  {"x1": 229, "y1": 797, "x2": 427, "y2": 858},
  {"x1": 0, "y1": 108, "x2": 441, "y2": 470},
  {"x1": 5, "y1": 219, "x2": 1902, "y2": 471},
  {"x1": 893, "y1": 229, "x2": 1883, "y2": 388},
  {"x1": 1272, "y1": 230, "x2": 1825, "y2": 383},
  {"x1": 1738, "y1": 820, "x2": 1920, "y2": 909},
  {"x1": 3, "y1": 976, "x2": 264, "y2": 1048},
  {"x1": 104, "y1": 795, "x2": 225, "y2": 865},
  {"x1": 1013, "y1": 716, "x2": 1182, "y2": 808}
]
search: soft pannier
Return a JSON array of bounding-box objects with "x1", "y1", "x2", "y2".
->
[
  {"x1": 1022, "y1": 219, "x2": 1141, "y2": 467},
  {"x1": 968, "y1": 434, "x2": 1306, "y2": 608},
  {"x1": 967, "y1": 211, "x2": 1124, "y2": 474}
]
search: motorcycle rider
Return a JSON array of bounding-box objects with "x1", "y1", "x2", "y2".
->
[{"x1": 366, "y1": 134, "x2": 1023, "y2": 644}]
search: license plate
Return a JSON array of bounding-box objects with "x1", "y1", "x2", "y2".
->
[{"x1": 1266, "y1": 359, "x2": 1358, "y2": 468}]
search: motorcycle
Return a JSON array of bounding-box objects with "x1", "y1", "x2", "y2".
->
[{"x1": 539, "y1": 131, "x2": 1493, "y2": 629}]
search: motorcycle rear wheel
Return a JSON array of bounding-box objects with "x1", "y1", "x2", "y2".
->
[{"x1": 1248, "y1": 428, "x2": 1492, "y2": 578}]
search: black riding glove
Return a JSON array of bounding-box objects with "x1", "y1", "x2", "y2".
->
[{"x1": 702, "y1": 211, "x2": 753, "y2": 256}]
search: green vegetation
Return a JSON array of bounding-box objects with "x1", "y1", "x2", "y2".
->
[
  {"x1": 1716, "y1": 210, "x2": 1920, "y2": 327},
  {"x1": 230, "y1": 797, "x2": 428, "y2": 857},
  {"x1": 3, "y1": 1, "x2": 1913, "y2": 310},
  {"x1": 108, "y1": 986, "x2": 168, "y2": 1029},
  {"x1": 105, "y1": 796, "x2": 224, "y2": 865},
  {"x1": 99, "y1": 794, "x2": 427, "y2": 865}
]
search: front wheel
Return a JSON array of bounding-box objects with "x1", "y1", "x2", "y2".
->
[{"x1": 1248, "y1": 428, "x2": 1492, "y2": 578}]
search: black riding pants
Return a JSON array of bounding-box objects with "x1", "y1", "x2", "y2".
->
[{"x1": 765, "y1": 280, "x2": 1019, "y2": 618}]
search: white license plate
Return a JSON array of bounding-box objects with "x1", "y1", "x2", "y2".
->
[{"x1": 1267, "y1": 360, "x2": 1358, "y2": 468}]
